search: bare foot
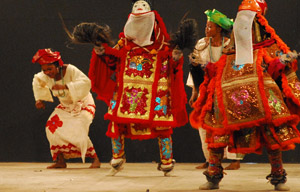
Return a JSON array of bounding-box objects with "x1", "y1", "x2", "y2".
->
[
  {"x1": 89, "y1": 157, "x2": 101, "y2": 168},
  {"x1": 47, "y1": 162, "x2": 67, "y2": 169},
  {"x1": 224, "y1": 160, "x2": 240, "y2": 170},
  {"x1": 195, "y1": 162, "x2": 209, "y2": 169}
]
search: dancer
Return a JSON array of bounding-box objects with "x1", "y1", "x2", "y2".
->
[
  {"x1": 187, "y1": 9, "x2": 244, "y2": 170},
  {"x1": 67, "y1": 0, "x2": 196, "y2": 176},
  {"x1": 190, "y1": 0, "x2": 300, "y2": 190},
  {"x1": 32, "y1": 48, "x2": 100, "y2": 169}
]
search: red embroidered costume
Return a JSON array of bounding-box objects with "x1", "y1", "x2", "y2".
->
[
  {"x1": 190, "y1": 0, "x2": 300, "y2": 190},
  {"x1": 89, "y1": 0, "x2": 187, "y2": 176}
]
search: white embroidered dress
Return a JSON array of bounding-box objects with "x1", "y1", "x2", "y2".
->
[{"x1": 32, "y1": 64, "x2": 96, "y2": 162}]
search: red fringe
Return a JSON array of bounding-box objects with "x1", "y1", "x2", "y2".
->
[
  {"x1": 213, "y1": 55, "x2": 228, "y2": 132},
  {"x1": 189, "y1": 78, "x2": 213, "y2": 129},
  {"x1": 257, "y1": 49, "x2": 272, "y2": 121},
  {"x1": 269, "y1": 125, "x2": 300, "y2": 150},
  {"x1": 169, "y1": 54, "x2": 188, "y2": 127},
  {"x1": 189, "y1": 73, "x2": 210, "y2": 128},
  {"x1": 88, "y1": 46, "x2": 119, "y2": 105},
  {"x1": 189, "y1": 56, "x2": 228, "y2": 133},
  {"x1": 257, "y1": 14, "x2": 290, "y2": 54},
  {"x1": 282, "y1": 73, "x2": 300, "y2": 106},
  {"x1": 291, "y1": 60, "x2": 298, "y2": 71}
]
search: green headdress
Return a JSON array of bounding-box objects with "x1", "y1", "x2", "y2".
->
[{"x1": 205, "y1": 9, "x2": 234, "y2": 30}]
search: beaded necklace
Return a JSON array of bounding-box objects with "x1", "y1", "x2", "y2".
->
[
  {"x1": 209, "y1": 37, "x2": 224, "y2": 63},
  {"x1": 53, "y1": 67, "x2": 66, "y2": 97}
]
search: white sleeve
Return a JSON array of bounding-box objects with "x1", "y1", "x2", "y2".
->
[
  {"x1": 32, "y1": 72, "x2": 53, "y2": 102},
  {"x1": 191, "y1": 38, "x2": 209, "y2": 65},
  {"x1": 66, "y1": 65, "x2": 91, "y2": 102},
  {"x1": 186, "y1": 72, "x2": 194, "y2": 88}
]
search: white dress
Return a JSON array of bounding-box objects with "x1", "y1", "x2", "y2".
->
[
  {"x1": 187, "y1": 38, "x2": 243, "y2": 161},
  {"x1": 32, "y1": 64, "x2": 97, "y2": 162}
]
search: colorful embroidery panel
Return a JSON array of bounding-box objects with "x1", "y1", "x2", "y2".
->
[
  {"x1": 223, "y1": 83, "x2": 265, "y2": 124},
  {"x1": 111, "y1": 136, "x2": 125, "y2": 159},
  {"x1": 120, "y1": 87, "x2": 149, "y2": 115},
  {"x1": 223, "y1": 55, "x2": 256, "y2": 83},
  {"x1": 154, "y1": 90, "x2": 170, "y2": 117},
  {"x1": 287, "y1": 72, "x2": 300, "y2": 100},
  {"x1": 159, "y1": 60, "x2": 169, "y2": 79},
  {"x1": 158, "y1": 137, "x2": 173, "y2": 165},
  {"x1": 264, "y1": 84, "x2": 290, "y2": 118},
  {"x1": 126, "y1": 55, "x2": 154, "y2": 78}
]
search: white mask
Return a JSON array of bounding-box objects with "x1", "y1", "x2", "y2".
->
[
  {"x1": 132, "y1": 0, "x2": 151, "y2": 14},
  {"x1": 124, "y1": 11, "x2": 155, "y2": 47}
]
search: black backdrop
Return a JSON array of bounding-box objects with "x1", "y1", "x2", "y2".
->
[{"x1": 0, "y1": 0, "x2": 299, "y2": 163}]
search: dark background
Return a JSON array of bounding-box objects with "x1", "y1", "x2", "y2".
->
[{"x1": 0, "y1": 0, "x2": 299, "y2": 164}]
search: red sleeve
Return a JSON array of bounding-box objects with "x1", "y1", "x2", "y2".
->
[
  {"x1": 266, "y1": 58, "x2": 286, "y2": 80},
  {"x1": 169, "y1": 54, "x2": 188, "y2": 127},
  {"x1": 88, "y1": 49, "x2": 118, "y2": 105}
]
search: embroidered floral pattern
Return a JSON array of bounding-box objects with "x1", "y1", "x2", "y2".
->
[
  {"x1": 112, "y1": 137, "x2": 123, "y2": 155},
  {"x1": 126, "y1": 56, "x2": 153, "y2": 78},
  {"x1": 109, "y1": 92, "x2": 118, "y2": 110},
  {"x1": 295, "y1": 82, "x2": 300, "y2": 91},
  {"x1": 110, "y1": 100, "x2": 116, "y2": 110},
  {"x1": 160, "y1": 137, "x2": 172, "y2": 159},
  {"x1": 268, "y1": 89, "x2": 282, "y2": 113},
  {"x1": 46, "y1": 114, "x2": 63, "y2": 134},
  {"x1": 231, "y1": 90, "x2": 251, "y2": 115},
  {"x1": 154, "y1": 96, "x2": 168, "y2": 115},
  {"x1": 154, "y1": 90, "x2": 170, "y2": 117},
  {"x1": 159, "y1": 60, "x2": 169, "y2": 79},
  {"x1": 120, "y1": 87, "x2": 148, "y2": 115},
  {"x1": 126, "y1": 89, "x2": 143, "y2": 112}
]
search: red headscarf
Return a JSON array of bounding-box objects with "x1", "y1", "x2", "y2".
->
[{"x1": 32, "y1": 49, "x2": 64, "y2": 66}]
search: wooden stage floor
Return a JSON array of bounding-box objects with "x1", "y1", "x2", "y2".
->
[{"x1": 0, "y1": 162, "x2": 299, "y2": 192}]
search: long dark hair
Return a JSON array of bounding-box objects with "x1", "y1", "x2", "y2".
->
[
  {"x1": 69, "y1": 22, "x2": 114, "y2": 46},
  {"x1": 59, "y1": 13, "x2": 114, "y2": 46}
]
